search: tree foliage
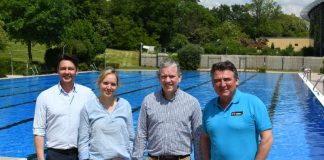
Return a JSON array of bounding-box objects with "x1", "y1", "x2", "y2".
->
[
  {"x1": 0, "y1": 0, "x2": 75, "y2": 63},
  {"x1": 178, "y1": 44, "x2": 203, "y2": 70},
  {"x1": 0, "y1": 0, "x2": 311, "y2": 65},
  {"x1": 0, "y1": 20, "x2": 8, "y2": 51},
  {"x1": 62, "y1": 19, "x2": 105, "y2": 63}
]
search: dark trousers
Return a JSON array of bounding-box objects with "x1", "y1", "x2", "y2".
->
[{"x1": 46, "y1": 148, "x2": 78, "y2": 160}]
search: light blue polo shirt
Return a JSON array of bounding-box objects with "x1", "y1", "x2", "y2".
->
[{"x1": 202, "y1": 89, "x2": 272, "y2": 160}]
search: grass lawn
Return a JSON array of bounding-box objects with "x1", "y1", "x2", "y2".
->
[
  {"x1": 101, "y1": 48, "x2": 140, "y2": 68},
  {"x1": 0, "y1": 41, "x2": 46, "y2": 62},
  {"x1": 0, "y1": 41, "x2": 146, "y2": 68}
]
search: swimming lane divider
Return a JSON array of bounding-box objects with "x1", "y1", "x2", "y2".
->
[
  {"x1": 130, "y1": 79, "x2": 212, "y2": 113},
  {"x1": 0, "y1": 73, "x2": 144, "y2": 93},
  {"x1": 0, "y1": 74, "x2": 210, "y2": 130},
  {"x1": 0, "y1": 72, "x2": 100, "y2": 89},
  {"x1": 130, "y1": 72, "x2": 258, "y2": 113},
  {"x1": 0, "y1": 75, "x2": 156, "y2": 97},
  {"x1": 130, "y1": 73, "x2": 258, "y2": 113},
  {"x1": 238, "y1": 74, "x2": 257, "y2": 86},
  {"x1": 0, "y1": 74, "x2": 206, "y2": 110},
  {"x1": 24, "y1": 73, "x2": 257, "y2": 159},
  {"x1": 0, "y1": 118, "x2": 33, "y2": 131},
  {"x1": 0, "y1": 101, "x2": 36, "y2": 110},
  {"x1": 0, "y1": 72, "x2": 145, "y2": 91},
  {"x1": 268, "y1": 73, "x2": 283, "y2": 120}
]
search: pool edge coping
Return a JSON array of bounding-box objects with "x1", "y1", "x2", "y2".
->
[{"x1": 298, "y1": 73, "x2": 324, "y2": 107}]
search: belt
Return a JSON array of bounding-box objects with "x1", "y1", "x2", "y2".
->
[
  {"x1": 148, "y1": 154, "x2": 190, "y2": 160},
  {"x1": 47, "y1": 148, "x2": 78, "y2": 155}
]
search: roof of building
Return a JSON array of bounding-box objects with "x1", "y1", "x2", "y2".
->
[{"x1": 301, "y1": 0, "x2": 324, "y2": 21}]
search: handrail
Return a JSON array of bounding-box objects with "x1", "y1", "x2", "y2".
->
[
  {"x1": 313, "y1": 74, "x2": 324, "y2": 91},
  {"x1": 33, "y1": 65, "x2": 39, "y2": 75},
  {"x1": 303, "y1": 68, "x2": 312, "y2": 80}
]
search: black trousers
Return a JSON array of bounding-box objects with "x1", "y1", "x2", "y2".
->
[{"x1": 46, "y1": 148, "x2": 78, "y2": 160}]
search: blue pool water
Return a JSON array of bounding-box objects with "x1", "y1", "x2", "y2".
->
[{"x1": 0, "y1": 71, "x2": 324, "y2": 159}]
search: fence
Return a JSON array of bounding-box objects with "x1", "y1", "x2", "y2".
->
[{"x1": 141, "y1": 54, "x2": 324, "y2": 72}]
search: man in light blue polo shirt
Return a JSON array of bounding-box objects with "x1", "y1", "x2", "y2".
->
[
  {"x1": 33, "y1": 54, "x2": 96, "y2": 160},
  {"x1": 201, "y1": 61, "x2": 273, "y2": 160}
]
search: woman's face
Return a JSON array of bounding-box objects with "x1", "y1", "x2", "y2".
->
[{"x1": 99, "y1": 74, "x2": 118, "y2": 98}]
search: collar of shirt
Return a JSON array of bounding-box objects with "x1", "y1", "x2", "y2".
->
[
  {"x1": 57, "y1": 82, "x2": 77, "y2": 95},
  {"x1": 160, "y1": 87, "x2": 180, "y2": 101},
  {"x1": 217, "y1": 89, "x2": 241, "y2": 111}
]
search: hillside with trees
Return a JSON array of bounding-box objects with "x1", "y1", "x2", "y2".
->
[{"x1": 0, "y1": 0, "x2": 309, "y2": 72}]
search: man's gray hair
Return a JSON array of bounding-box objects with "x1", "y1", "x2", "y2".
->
[{"x1": 157, "y1": 59, "x2": 181, "y2": 76}]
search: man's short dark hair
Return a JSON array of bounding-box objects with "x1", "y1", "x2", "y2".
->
[
  {"x1": 58, "y1": 54, "x2": 79, "y2": 69},
  {"x1": 210, "y1": 61, "x2": 238, "y2": 79}
]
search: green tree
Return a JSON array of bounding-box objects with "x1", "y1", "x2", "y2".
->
[
  {"x1": 213, "y1": 21, "x2": 248, "y2": 42},
  {"x1": 277, "y1": 14, "x2": 308, "y2": 37},
  {"x1": 0, "y1": 20, "x2": 8, "y2": 51},
  {"x1": 0, "y1": 0, "x2": 75, "y2": 63},
  {"x1": 127, "y1": 0, "x2": 216, "y2": 48},
  {"x1": 168, "y1": 33, "x2": 189, "y2": 52},
  {"x1": 211, "y1": 4, "x2": 231, "y2": 22},
  {"x1": 182, "y1": 4, "x2": 217, "y2": 44},
  {"x1": 73, "y1": 0, "x2": 111, "y2": 46},
  {"x1": 62, "y1": 20, "x2": 105, "y2": 63},
  {"x1": 230, "y1": 5, "x2": 255, "y2": 38},
  {"x1": 247, "y1": 0, "x2": 282, "y2": 37},
  {"x1": 108, "y1": 16, "x2": 159, "y2": 50}
]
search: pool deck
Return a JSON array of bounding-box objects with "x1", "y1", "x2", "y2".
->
[{"x1": 298, "y1": 72, "x2": 324, "y2": 106}]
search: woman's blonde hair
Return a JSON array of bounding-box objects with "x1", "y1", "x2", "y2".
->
[{"x1": 96, "y1": 67, "x2": 120, "y2": 87}]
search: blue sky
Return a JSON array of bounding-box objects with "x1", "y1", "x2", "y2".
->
[{"x1": 199, "y1": 0, "x2": 314, "y2": 17}]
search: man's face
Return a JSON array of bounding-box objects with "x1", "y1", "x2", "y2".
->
[
  {"x1": 58, "y1": 60, "x2": 78, "y2": 85},
  {"x1": 159, "y1": 65, "x2": 182, "y2": 97},
  {"x1": 212, "y1": 70, "x2": 238, "y2": 101}
]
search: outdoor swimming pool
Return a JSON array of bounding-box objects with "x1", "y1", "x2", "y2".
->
[{"x1": 0, "y1": 71, "x2": 324, "y2": 159}]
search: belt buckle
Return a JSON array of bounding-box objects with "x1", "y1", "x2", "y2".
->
[{"x1": 158, "y1": 155, "x2": 179, "y2": 160}]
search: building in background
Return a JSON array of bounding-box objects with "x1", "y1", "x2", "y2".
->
[
  {"x1": 265, "y1": 37, "x2": 313, "y2": 52},
  {"x1": 301, "y1": 0, "x2": 324, "y2": 56}
]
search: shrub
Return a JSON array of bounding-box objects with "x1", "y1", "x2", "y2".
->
[
  {"x1": 44, "y1": 47, "x2": 62, "y2": 72},
  {"x1": 257, "y1": 67, "x2": 267, "y2": 73},
  {"x1": 79, "y1": 63, "x2": 89, "y2": 71},
  {"x1": 177, "y1": 44, "x2": 204, "y2": 70},
  {"x1": 203, "y1": 43, "x2": 218, "y2": 54},
  {"x1": 92, "y1": 56, "x2": 105, "y2": 70},
  {"x1": 91, "y1": 56, "x2": 120, "y2": 70},
  {"x1": 0, "y1": 57, "x2": 10, "y2": 77},
  {"x1": 301, "y1": 46, "x2": 314, "y2": 56},
  {"x1": 168, "y1": 53, "x2": 178, "y2": 62},
  {"x1": 17, "y1": 61, "x2": 29, "y2": 75},
  {"x1": 168, "y1": 33, "x2": 189, "y2": 52},
  {"x1": 106, "y1": 63, "x2": 120, "y2": 69},
  {"x1": 261, "y1": 47, "x2": 279, "y2": 55},
  {"x1": 0, "y1": 58, "x2": 31, "y2": 76},
  {"x1": 279, "y1": 44, "x2": 294, "y2": 56}
]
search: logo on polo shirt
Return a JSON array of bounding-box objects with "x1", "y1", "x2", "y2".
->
[{"x1": 231, "y1": 111, "x2": 243, "y2": 116}]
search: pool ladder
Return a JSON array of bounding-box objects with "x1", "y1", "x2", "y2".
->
[
  {"x1": 313, "y1": 74, "x2": 324, "y2": 94},
  {"x1": 28, "y1": 64, "x2": 39, "y2": 75}
]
